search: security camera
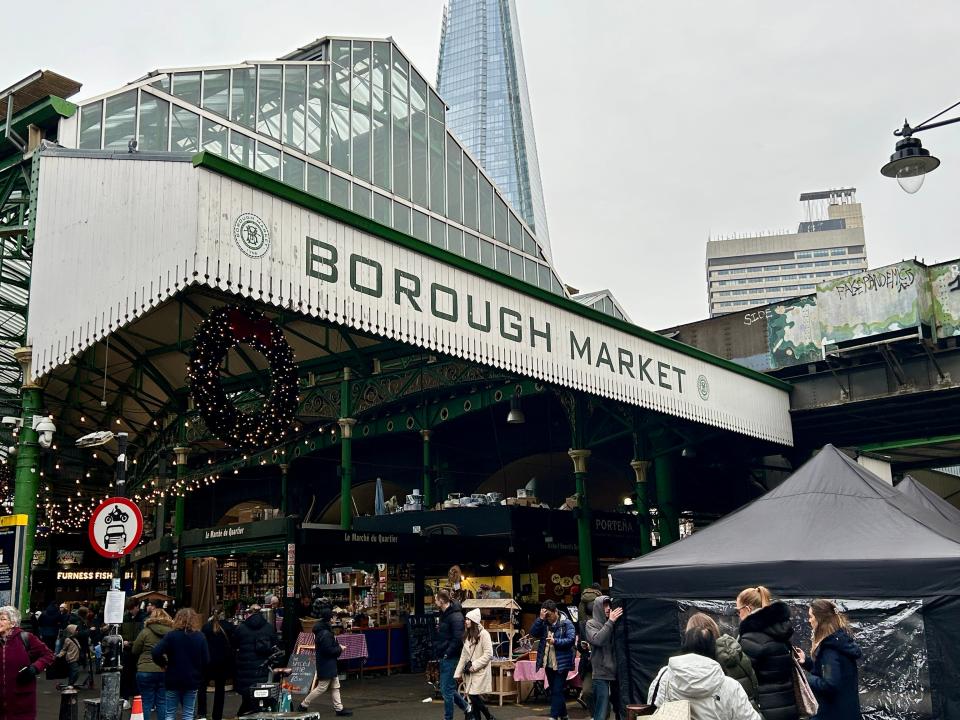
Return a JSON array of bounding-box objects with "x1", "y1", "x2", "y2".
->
[
  {"x1": 32, "y1": 415, "x2": 56, "y2": 449},
  {"x1": 1, "y1": 416, "x2": 21, "y2": 427}
]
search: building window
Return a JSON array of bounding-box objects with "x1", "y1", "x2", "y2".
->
[
  {"x1": 796, "y1": 250, "x2": 812, "y2": 259},
  {"x1": 201, "y1": 119, "x2": 227, "y2": 157},
  {"x1": 231, "y1": 67, "x2": 257, "y2": 131},
  {"x1": 79, "y1": 101, "x2": 103, "y2": 149},
  {"x1": 103, "y1": 91, "x2": 137, "y2": 149},
  {"x1": 830, "y1": 247, "x2": 847, "y2": 256},
  {"x1": 137, "y1": 92, "x2": 169, "y2": 152},
  {"x1": 171, "y1": 107, "x2": 199, "y2": 153},
  {"x1": 255, "y1": 142, "x2": 281, "y2": 180},
  {"x1": 307, "y1": 165, "x2": 329, "y2": 200},
  {"x1": 282, "y1": 154, "x2": 305, "y2": 190},
  {"x1": 172, "y1": 72, "x2": 201, "y2": 106},
  {"x1": 202, "y1": 70, "x2": 229, "y2": 118}
]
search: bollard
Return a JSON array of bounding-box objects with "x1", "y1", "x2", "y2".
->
[
  {"x1": 82, "y1": 697, "x2": 101, "y2": 720},
  {"x1": 59, "y1": 687, "x2": 79, "y2": 720}
]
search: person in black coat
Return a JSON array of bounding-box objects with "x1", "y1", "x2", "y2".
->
[
  {"x1": 737, "y1": 587, "x2": 799, "y2": 720},
  {"x1": 798, "y1": 600, "x2": 862, "y2": 720},
  {"x1": 434, "y1": 589, "x2": 469, "y2": 720},
  {"x1": 232, "y1": 605, "x2": 279, "y2": 716},
  {"x1": 197, "y1": 611, "x2": 235, "y2": 720},
  {"x1": 151, "y1": 609, "x2": 210, "y2": 720},
  {"x1": 38, "y1": 603, "x2": 61, "y2": 650},
  {"x1": 298, "y1": 606, "x2": 352, "y2": 716}
]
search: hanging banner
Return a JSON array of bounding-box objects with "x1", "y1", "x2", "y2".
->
[{"x1": 28, "y1": 151, "x2": 792, "y2": 446}]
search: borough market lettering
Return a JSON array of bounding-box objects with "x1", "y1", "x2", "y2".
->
[{"x1": 305, "y1": 237, "x2": 688, "y2": 395}]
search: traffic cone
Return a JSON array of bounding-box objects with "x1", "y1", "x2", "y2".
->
[{"x1": 130, "y1": 695, "x2": 145, "y2": 720}]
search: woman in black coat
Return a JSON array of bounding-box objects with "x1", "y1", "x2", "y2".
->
[
  {"x1": 798, "y1": 600, "x2": 862, "y2": 720},
  {"x1": 298, "y1": 607, "x2": 352, "y2": 716},
  {"x1": 232, "y1": 606, "x2": 279, "y2": 716},
  {"x1": 197, "y1": 611, "x2": 235, "y2": 720},
  {"x1": 737, "y1": 587, "x2": 799, "y2": 720}
]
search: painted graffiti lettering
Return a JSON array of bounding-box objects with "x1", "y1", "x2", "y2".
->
[
  {"x1": 744, "y1": 308, "x2": 774, "y2": 326},
  {"x1": 834, "y1": 266, "x2": 916, "y2": 299},
  {"x1": 950, "y1": 274, "x2": 960, "y2": 293}
]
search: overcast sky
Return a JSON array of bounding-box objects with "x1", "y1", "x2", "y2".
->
[{"x1": 9, "y1": 1, "x2": 960, "y2": 328}]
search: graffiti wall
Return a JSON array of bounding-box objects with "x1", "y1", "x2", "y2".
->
[
  {"x1": 930, "y1": 262, "x2": 960, "y2": 339},
  {"x1": 816, "y1": 261, "x2": 932, "y2": 347},
  {"x1": 767, "y1": 296, "x2": 821, "y2": 368}
]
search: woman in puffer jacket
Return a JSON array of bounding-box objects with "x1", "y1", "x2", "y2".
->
[
  {"x1": 687, "y1": 613, "x2": 759, "y2": 709},
  {"x1": 648, "y1": 625, "x2": 760, "y2": 720},
  {"x1": 737, "y1": 586, "x2": 799, "y2": 720}
]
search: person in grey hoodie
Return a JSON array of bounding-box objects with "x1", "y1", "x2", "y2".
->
[
  {"x1": 648, "y1": 627, "x2": 759, "y2": 720},
  {"x1": 584, "y1": 596, "x2": 623, "y2": 720}
]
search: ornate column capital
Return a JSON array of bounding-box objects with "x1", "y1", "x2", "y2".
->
[
  {"x1": 338, "y1": 417, "x2": 357, "y2": 438},
  {"x1": 420, "y1": 429, "x2": 432, "y2": 441},
  {"x1": 568, "y1": 448, "x2": 591, "y2": 474},
  {"x1": 630, "y1": 459, "x2": 652, "y2": 484},
  {"x1": 13, "y1": 346, "x2": 39, "y2": 390}
]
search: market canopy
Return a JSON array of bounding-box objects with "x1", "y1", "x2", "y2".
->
[
  {"x1": 898, "y1": 474, "x2": 960, "y2": 525},
  {"x1": 26, "y1": 147, "x2": 792, "y2": 447},
  {"x1": 611, "y1": 444, "x2": 960, "y2": 598}
]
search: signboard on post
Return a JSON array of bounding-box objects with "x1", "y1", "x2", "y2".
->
[
  {"x1": 0, "y1": 515, "x2": 27, "y2": 606},
  {"x1": 88, "y1": 498, "x2": 143, "y2": 559}
]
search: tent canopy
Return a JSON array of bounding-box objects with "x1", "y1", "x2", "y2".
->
[
  {"x1": 611, "y1": 445, "x2": 960, "y2": 599},
  {"x1": 898, "y1": 475, "x2": 960, "y2": 525}
]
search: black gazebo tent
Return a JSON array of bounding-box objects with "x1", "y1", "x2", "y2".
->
[
  {"x1": 898, "y1": 474, "x2": 960, "y2": 525},
  {"x1": 610, "y1": 445, "x2": 960, "y2": 720}
]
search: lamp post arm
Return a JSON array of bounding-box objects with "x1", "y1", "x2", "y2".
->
[{"x1": 896, "y1": 97, "x2": 960, "y2": 137}]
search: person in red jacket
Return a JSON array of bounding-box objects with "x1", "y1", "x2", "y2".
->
[{"x1": 0, "y1": 605, "x2": 55, "y2": 720}]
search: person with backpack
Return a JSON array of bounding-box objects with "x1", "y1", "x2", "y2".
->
[
  {"x1": 55, "y1": 624, "x2": 83, "y2": 690},
  {"x1": 0, "y1": 605, "x2": 55, "y2": 720},
  {"x1": 232, "y1": 604, "x2": 279, "y2": 716},
  {"x1": 298, "y1": 605, "x2": 353, "y2": 716},
  {"x1": 132, "y1": 607, "x2": 174, "y2": 720},
  {"x1": 151, "y1": 608, "x2": 209, "y2": 720},
  {"x1": 197, "y1": 609, "x2": 235, "y2": 720}
]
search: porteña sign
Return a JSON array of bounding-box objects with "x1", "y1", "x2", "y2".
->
[{"x1": 88, "y1": 497, "x2": 143, "y2": 559}]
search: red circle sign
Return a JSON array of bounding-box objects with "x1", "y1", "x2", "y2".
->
[{"x1": 88, "y1": 497, "x2": 143, "y2": 559}]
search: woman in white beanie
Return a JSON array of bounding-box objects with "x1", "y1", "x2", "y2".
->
[{"x1": 455, "y1": 608, "x2": 495, "y2": 720}]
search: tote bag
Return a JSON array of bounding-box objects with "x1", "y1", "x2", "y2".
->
[{"x1": 792, "y1": 655, "x2": 819, "y2": 719}]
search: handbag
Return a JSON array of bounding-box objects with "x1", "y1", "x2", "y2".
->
[
  {"x1": 648, "y1": 667, "x2": 691, "y2": 720},
  {"x1": 792, "y1": 655, "x2": 819, "y2": 719}
]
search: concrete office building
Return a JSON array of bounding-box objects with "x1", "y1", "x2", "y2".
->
[{"x1": 706, "y1": 189, "x2": 868, "y2": 317}]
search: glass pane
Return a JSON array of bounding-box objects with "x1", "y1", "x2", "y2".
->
[
  {"x1": 447, "y1": 226, "x2": 464, "y2": 256},
  {"x1": 258, "y1": 65, "x2": 282, "y2": 140},
  {"x1": 391, "y1": 50, "x2": 410, "y2": 200},
  {"x1": 283, "y1": 65, "x2": 307, "y2": 151},
  {"x1": 351, "y1": 42, "x2": 372, "y2": 182},
  {"x1": 201, "y1": 119, "x2": 228, "y2": 157},
  {"x1": 446, "y1": 134, "x2": 461, "y2": 223},
  {"x1": 103, "y1": 91, "x2": 137, "y2": 150},
  {"x1": 524, "y1": 258, "x2": 537, "y2": 284},
  {"x1": 428, "y1": 117, "x2": 445, "y2": 214},
  {"x1": 410, "y1": 72, "x2": 428, "y2": 207},
  {"x1": 393, "y1": 202, "x2": 410, "y2": 234},
  {"x1": 551, "y1": 272, "x2": 563, "y2": 295},
  {"x1": 478, "y1": 177, "x2": 493, "y2": 237},
  {"x1": 307, "y1": 164, "x2": 329, "y2": 200},
  {"x1": 255, "y1": 142, "x2": 281, "y2": 179},
  {"x1": 509, "y1": 212, "x2": 523, "y2": 250},
  {"x1": 282, "y1": 154, "x2": 305, "y2": 189},
  {"x1": 330, "y1": 173, "x2": 350, "y2": 208},
  {"x1": 494, "y1": 196, "x2": 508, "y2": 243},
  {"x1": 373, "y1": 193, "x2": 391, "y2": 226},
  {"x1": 430, "y1": 218, "x2": 447, "y2": 249},
  {"x1": 462, "y1": 159, "x2": 478, "y2": 231},
  {"x1": 480, "y1": 239, "x2": 495, "y2": 268},
  {"x1": 307, "y1": 65, "x2": 329, "y2": 162},
  {"x1": 202, "y1": 70, "x2": 229, "y2": 117},
  {"x1": 412, "y1": 211, "x2": 429, "y2": 242},
  {"x1": 138, "y1": 93, "x2": 169, "y2": 152},
  {"x1": 228, "y1": 131, "x2": 254, "y2": 168},
  {"x1": 509, "y1": 252, "x2": 524, "y2": 279},
  {"x1": 522, "y1": 229, "x2": 536, "y2": 256},
  {"x1": 171, "y1": 72, "x2": 201, "y2": 105},
  {"x1": 464, "y1": 233, "x2": 479, "y2": 262},
  {"x1": 372, "y1": 42, "x2": 391, "y2": 191},
  {"x1": 538, "y1": 264, "x2": 551, "y2": 290},
  {"x1": 330, "y1": 49, "x2": 351, "y2": 172},
  {"x1": 150, "y1": 76, "x2": 170, "y2": 93},
  {"x1": 353, "y1": 184, "x2": 371, "y2": 218},
  {"x1": 171, "y1": 107, "x2": 199, "y2": 153},
  {"x1": 78, "y1": 101, "x2": 103, "y2": 149},
  {"x1": 429, "y1": 90, "x2": 444, "y2": 122},
  {"x1": 495, "y1": 245, "x2": 509, "y2": 274},
  {"x1": 231, "y1": 67, "x2": 257, "y2": 130}
]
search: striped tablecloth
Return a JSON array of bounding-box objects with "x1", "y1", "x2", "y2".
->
[{"x1": 295, "y1": 631, "x2": 369, "y2": 661}]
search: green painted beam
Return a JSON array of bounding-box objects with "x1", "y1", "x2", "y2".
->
[{"x1": 859, "y1": 433, "x2": 960, "y2": 453}]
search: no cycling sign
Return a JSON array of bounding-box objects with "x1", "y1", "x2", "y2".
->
[{"x1": 88, "y1": 497, "x2": 143, "y2": 559}]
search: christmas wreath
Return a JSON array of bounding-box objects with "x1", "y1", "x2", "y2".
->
[{"x1": 189, "y1": 305, "x2": 298, "y2": 448}]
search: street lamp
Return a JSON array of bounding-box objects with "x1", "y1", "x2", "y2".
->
[{"x1": 881, "y1": 98, "x2": 960, "y2": 193}]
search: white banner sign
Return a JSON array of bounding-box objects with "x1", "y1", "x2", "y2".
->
[{"x1": 28, "y1": 152, "x2": 792, "y2": 445}]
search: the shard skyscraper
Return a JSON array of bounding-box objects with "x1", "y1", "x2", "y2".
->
[{"x1": 437, "y1": 0, "x2": 552, "y2": 260}]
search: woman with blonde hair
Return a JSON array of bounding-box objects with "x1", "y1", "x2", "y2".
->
[
  {"x1": 455, "y1": 608, "x2": 495, "y2": 720},
  {"x1": 151, "y1": 608, "x2": 209, "y2": 720},
  {"x1": 797, "y1": 600, "x2": 862, "y2": 720},
  {"x1": 736, "y1": 587, "x2": 799, "y2": 720},
  {"x1": 132, "y1": 607, "x2": 174, "y2": 720}
]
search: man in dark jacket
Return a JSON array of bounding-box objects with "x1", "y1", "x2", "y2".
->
[
  {"x1": 232, "y1": 605, "x2": 280, "y2": 716},
  {"x1": 739, "y1": 601, "x2": 799, "y2": 720},
  {"x1": 298, "y1": 606, "x2": 353, "y2": 716},
  {"x1": 531, "y1": 600, "x2": 577, "y2": 720},
  {"x1": 38, "y1": 603, "x2": 61, "y2": 650},
  {"x1": 434, "y1": 589, "x2": 469, "y2": 720},
  {"x1": 584, "y1": 596, "x2": 623, "y2": 720}
]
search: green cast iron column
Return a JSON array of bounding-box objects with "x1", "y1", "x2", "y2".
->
[
  {"x1": 339, "y1": 367, "x2": 355, "y2": 530},
  {"x1": 280, "y1": 463, "x2": 289, "y2": 515},
  {"x1": 173, "y1": 446, "x2": 189, "y2": 536},
  {"x1": 12, "y1": 347, "x2": 42, "y2": 610},
  {"x1": 655, "y1": 452, "x2": 679, "y2": 545},
  {"x1": 421, "y1": 429, "x2": 432, "y2": 508},
  {"x1": 631, "y1": 459, "x2": 653, "y2": 555},
  {"x1": 568, "y1": 449, "x2": 594, "y2": 588}
]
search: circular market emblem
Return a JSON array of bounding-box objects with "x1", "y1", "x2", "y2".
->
[
  {"x1": 697, "y1": 374, "x2": 710, "y2": 401},
  {"x1": 233, "y1": 213, "x2": 270, "y2": 258}
]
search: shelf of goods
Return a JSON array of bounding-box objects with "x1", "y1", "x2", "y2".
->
[{"x1": 216, "y1": 558, "x2": 284, "y2": 602}]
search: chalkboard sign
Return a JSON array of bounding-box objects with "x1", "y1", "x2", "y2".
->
[
  {"x1": 285, "y1": 651, "x2": 316, "y2": 695},
  {"x1": 406, "y1": 614, "x2": 436, "y2": 673}
]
